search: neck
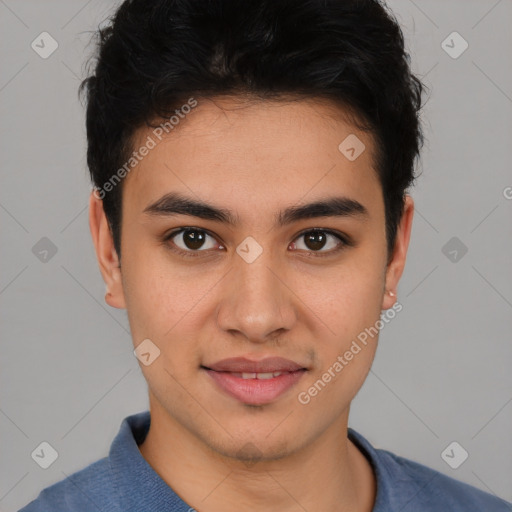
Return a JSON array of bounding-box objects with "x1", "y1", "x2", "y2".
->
[{"x1": 139, "y1": 398, "x2": 376, "y2": 512}]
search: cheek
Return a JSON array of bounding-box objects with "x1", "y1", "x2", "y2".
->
[
  {"x1": 291, "y1": 256, "x2": 385, "y2": 403},
  {"x1": 295, "y1": 257, "x2": 384, "y2": 339},
  {"x1": 122, "y1": 250, "x2": 219, "y2": 348},
  {"x1": 121, "y1": 252, "x2": 178, "y2": 341},
  {"x1": 294, "y1": 267, "x2": 383, "y2": 412}
]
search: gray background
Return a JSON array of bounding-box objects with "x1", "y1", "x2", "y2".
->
[{"x1": 1, "y1": 0, "x2": 511, "y2": 510}]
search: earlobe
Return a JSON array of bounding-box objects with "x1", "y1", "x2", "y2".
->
[
  {"x1": 382, "y1": 289, "x2": 396, "y2": 311},
  {"x1": 88, "y1": 191, "x2": 126, "y2": 309},
  {"x1": 381, "y1": 194, "x2": 414, "y2": 310}
]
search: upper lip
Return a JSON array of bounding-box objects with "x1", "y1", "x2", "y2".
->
[{"x1": 204, "y1": 357, "x2": 307, "y2": 373}]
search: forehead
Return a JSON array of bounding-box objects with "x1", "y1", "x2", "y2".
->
[{"x1": 122, "y1": 96, "x2": 382, "y2": 223}]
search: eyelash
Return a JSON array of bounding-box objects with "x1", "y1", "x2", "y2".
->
[{"x1": 162, "y1": 227, "x2": 352, "y2": 259}]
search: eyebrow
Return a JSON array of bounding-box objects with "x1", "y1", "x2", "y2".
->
[{"x1": 143, "y1": 191, "x2": 369, "y2": 227}]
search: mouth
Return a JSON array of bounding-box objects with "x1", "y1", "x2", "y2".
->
[{"x1": 201, "y1": 356, "x2": 308, "y2": 405}]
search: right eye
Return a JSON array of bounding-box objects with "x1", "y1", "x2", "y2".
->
[{"x1": 163, "y1": 228, "x2": 225, "y2": 257}]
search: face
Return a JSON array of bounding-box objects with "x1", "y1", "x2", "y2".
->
[{"x1": 90, "y1": 96, "x2": 413, "y2": 462}]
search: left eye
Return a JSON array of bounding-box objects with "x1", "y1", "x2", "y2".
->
[{"x1": 290, "y1": 229, "x2": 345, "y2": 253}]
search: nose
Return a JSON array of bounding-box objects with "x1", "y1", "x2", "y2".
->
[{"x1": 215, "y1": 250, "x2": 298, "y2": 344}]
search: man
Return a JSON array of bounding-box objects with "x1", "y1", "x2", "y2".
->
[{"x1": 20, "y1": 0, "x2": 512, "y2": 510}]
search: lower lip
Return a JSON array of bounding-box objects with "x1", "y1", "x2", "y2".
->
[{"x1": 204, "y1": 369, "x2": 306, "y2": 405}]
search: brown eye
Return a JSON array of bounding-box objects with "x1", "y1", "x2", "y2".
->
[
  {"x1": 180, "y1": 229, "x2": 207, "y2": 250},
  {"x1": 290, "y1": 229, "x2": 347, "y2": 254},
  {"x1": 166, "y1": 228, "x2": 220, "y2": 253},
  {"x1": 304, "y1": 231, "x2": 328, "y2": 251}
]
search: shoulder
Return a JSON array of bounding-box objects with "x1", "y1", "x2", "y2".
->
[
  {"x1": 347, "y1": 428, "x2": 511, "y2": 512},
  {"x1": 18, "y1": 457, "x2": 118, "y2": 512},
  {"x1": 375, "y1": 447, "x2": 512, "y2": 511}
]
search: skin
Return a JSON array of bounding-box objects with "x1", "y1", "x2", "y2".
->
[{"x1": 89, "y1": 96, "x2": 414, "y2": 512}]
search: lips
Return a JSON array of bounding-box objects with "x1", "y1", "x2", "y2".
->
[
  {"x1": 202, "y1": 357, "x2": 307, "y2": 405},
  {"x1": 204, "y1": 356, "x2": 306, "y2": 373}
]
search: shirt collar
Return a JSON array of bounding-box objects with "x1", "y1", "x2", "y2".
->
[
  {"x1": 109, "y1": 410, "x2": 192, "y2": 511},
  {"x1": 348, "y1": 426, "x2": 425, "y2": 510}
]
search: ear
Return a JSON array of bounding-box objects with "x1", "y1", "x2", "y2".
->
[
  {"x1": 88, "y1": 191, "x2": 126, "y2": 309},
  {"x1": 381, "y1": 194, "x2": 414, "y2": 310}
]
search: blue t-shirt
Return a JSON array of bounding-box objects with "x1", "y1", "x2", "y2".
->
[{"x1": 19, "y1": 410, "x2": 511, "y2": 511}]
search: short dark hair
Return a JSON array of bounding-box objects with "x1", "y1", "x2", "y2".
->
[{"x1": 79, "y1": 0, "x2": 427, "y2": 263}]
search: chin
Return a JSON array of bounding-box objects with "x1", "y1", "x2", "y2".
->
[
  {"x1": 207, "y1": 434, "x2": 297, "y2": 464},
  {"x1": 184, "y1": 411, "x2": 301, "y2": 461}
]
